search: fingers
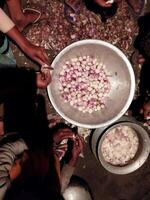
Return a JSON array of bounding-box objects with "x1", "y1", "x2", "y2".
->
[
  {"x1": 137, "y1": 54, "x2": 145, "y2": 65},
  {"x1": 42, "y1": 49, "x2": 49, "y2": 63},
  {"x1": 73, "y1": 135, "x2": 84, "y2": 152},
  {"x1": 103, "y1": 3, "x2": 112, "y2": 7},
  {"x1": 95, "y1": 0, "x2": 112, "y2": 7},
  {"x1": 36, "y1": 71, "x2": 51, "y2": 89},
  {"x1": 32, "y1": 46, "x2": 50, "y2": 66},
  {"x1": 41, "y1": 70, "x2": 51, "y2": 83},
  {"x1": 59, "y1": 131, "x2": 74, "y2": 141},
  {"x1": 37, "y1": 47, "x2": 49, "y2": 63},
  {"x1": 53, "y1": 128, "x2": 75, "y2": 144}
]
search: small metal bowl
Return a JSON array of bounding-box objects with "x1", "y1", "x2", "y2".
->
[
  {"x1": 63, "y1": 176, "x2": 93, "y2": 200},
  {"x1": 47, "y1": 39, "x2": 135, "y2": 128},
  {"x1": 97, "y1": 121, "x2": 150, "y2": 174}
]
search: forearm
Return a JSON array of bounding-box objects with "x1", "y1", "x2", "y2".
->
[
  {"x1": 6, "y1": 26, "x2": 31, "y2": 52},
  {"x1": 61, "y1": 164, "x2": 75, "y2": 193},
  {"x1": 0, "y1": 8, "x2": 30, "y2": 53},
  {"x1": 0, "y1": 8, "x2": 15, "y2": 33},
  {"x1": 61, "y1": 157, "x2": 78, "y2": 193}
]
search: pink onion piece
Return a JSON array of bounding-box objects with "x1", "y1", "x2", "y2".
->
[
  {"x1": 101, "y1": 125, "x2": 139, "y2": 166},
  {"x1": 58, "y1": 56, "x2": 111, "y2": 113}
]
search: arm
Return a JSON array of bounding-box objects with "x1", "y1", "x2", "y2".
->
[
  {"x1": 0, "y1": 8, "x2": 49, "y2": 66},
  {"x1": 61, "y1": 164, "x2": 75, "y2": 193},
  {"x1": 52, "y1": 127, "x2": 75, "y2": 193},
  {"x1": 52, "y1": 127, "x2": 84, "y2": 193},
  {"x1": 0, "y1": 139, "x2": 27, "y2": 199},
  {"x1": 61, "y1": 135, "x2": 84, "y2": 193}
]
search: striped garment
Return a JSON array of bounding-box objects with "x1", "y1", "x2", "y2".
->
[
  {"x1": 0, "y1": 137, "x2": 75, "y2": 199},
  {"x1": 0, "y1": 139, "x2": 27, "y2": 199}
]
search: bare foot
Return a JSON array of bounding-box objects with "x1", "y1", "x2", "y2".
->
[{"x1": 13, "y1": 9, "x2": 48, "y2": 32}]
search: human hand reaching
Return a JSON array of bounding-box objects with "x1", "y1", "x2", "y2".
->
[
  {"x1": 6, "y1": 26, "x2": 49, "y2": 66},
  {"x1": 53, "y1": 128, "x2": 75, "y2": 145},
  {"x1": 94, "y1": 0, "x2": 113, "y2": 7},
  {"x1": 10, "y1": 152, "x2": 29, "y2": 181},
  {"x1": 68, "y1": 135, "x2": 84, "y2": 167},
  {"x1": 23, "y1": 42, "x2": 49, "y2": 66},
  {"x1": 36, "y1": 70, "x2": 51, "y2": 89}
]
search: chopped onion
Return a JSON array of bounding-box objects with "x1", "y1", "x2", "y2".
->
[
  {"x1": 58, "y1": 56, "x2": 110, "y2": 113},
  {"x1": 101, "y1": 125, "x2": 139, "y2": 166}
]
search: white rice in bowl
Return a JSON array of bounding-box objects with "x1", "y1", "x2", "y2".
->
[{"x1": 101, "y1": 125, "x2": 139, "y2": 166}]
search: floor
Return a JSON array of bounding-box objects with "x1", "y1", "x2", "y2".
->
[
  {"x1": 12, "y1": 0, "x2": 150, "y2": 199},
  {"x1": 74, "y1": 3, "x2": 150, "y2": 200}
]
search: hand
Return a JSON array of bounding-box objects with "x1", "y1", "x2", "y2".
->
[
  {"x1": 68, "y1": 135, "x2": 84, "y2": 167},
  {"x1": 10, "y1": 152, "x2": 29, "y2": 181},
  {"x1": 23, "y1": 43, "x2": 49, "y2": 66},
  {"x1": 138, "y1": 54, "x2": 145, "y2": 65},
  {"x1": 0, "y1": 121, "x2": 4, "y2": 136},
  {"x1": 9, "y1": 159, "x2": 22, "y2": 181},
  {"x1": 94, "y1": 0, "x2": 112, "y2": 7},
  {"x1": 47, "y1": 114, "x2": 61, "y2": 128},
  {"x1": 6, "y1": 26, "x2": 49, "y2": 66},
  {"x1": 140, "y1": 101, "x2": 150, "y2": 119},
  {"x1": 36, "y1": 70, "x2": 51, "y2": 89},
  {"x1": 53, "y1": 128, "x2": 75, "y2": 145}
]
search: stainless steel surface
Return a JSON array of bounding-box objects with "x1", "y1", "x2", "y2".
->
[
  {"x1": 63, "y1": 176, "x2": 93, "y2": 200},
  {"x1": 47, "y1": 39, "x2": 135, "y2": 128},
  {"x1": 91, "y1": 116, "x2": 134, "y2": 159},
  {"x1": 63, "y1": 186, "x2": 92, "y2": 200},
  {"x1": 92, "y1": 119, "x2": 150, "y2": 175}
]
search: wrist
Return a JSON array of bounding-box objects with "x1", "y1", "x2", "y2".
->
[
  {"x1": 68, "y1": 158, "x2": 78, "y2": 167},
  {"x1": 7, "y1": 26, "x2": 30, "y2": 52},
  {"x1": 19, "y1": 37, "x2": 31, "y2": 52}
]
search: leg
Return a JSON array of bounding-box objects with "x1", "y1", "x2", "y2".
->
[{"x1": 6, "y1": 0, "x2": 46, "y2": 31}]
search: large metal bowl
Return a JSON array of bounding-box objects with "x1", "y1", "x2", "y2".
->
[
  {"x1": 95, "y1": 121, "x2": 150, "y2": 174},
  {"x1": 47, "y1": 39, "x2": 135, "y2": 128}
]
